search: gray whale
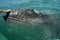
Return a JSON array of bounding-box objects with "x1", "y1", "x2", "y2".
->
[{"x1": 2, "y1": 9, "x2": 55, "y2": 24}]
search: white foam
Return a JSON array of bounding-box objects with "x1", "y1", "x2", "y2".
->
[
  {"x1": 34, "y1": 9, "x2": 40, "y2": 14},
  {"x1": 41, "y1": 10, "x2": 55, "y2": 14}
]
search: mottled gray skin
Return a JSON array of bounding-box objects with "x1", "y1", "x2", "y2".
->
[{"x1": 3, "y1": 9, "x2": 50, "y2": 24}]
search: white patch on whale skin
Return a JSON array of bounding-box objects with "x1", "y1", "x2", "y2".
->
[
  {"x1": 14, "y1": 11, "x2": 18, "y2": 15},
  {"x1": 10, "y1": 11, "x2": 18, "y2": 15}
]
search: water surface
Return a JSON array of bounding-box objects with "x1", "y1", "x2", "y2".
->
[{"x1": 0, "y1": 0, "x2": 60, "y2": 40}]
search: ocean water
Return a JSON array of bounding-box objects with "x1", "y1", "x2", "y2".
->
[{"x1": 0, "y1": 0, "x2": 60, "y2": 40}]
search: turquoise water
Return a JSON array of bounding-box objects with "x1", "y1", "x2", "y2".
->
[{"x1": 0, "y1": 0, "x2": 60, "y2": 40}]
